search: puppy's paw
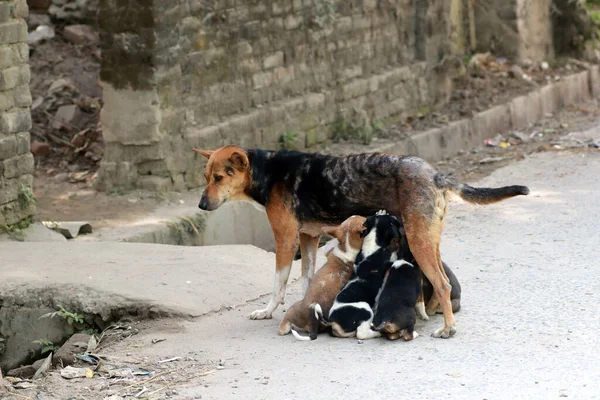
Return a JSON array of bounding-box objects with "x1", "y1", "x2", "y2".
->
[
  {"x1": 415, "y1": 302, "x2": 429, "y2": 321},
  {"x1": 278, "y1": 321, "x2": 291, "y2": 336},
  {"x1": 249, "y1": 308, "x2": 273, "y2": 320},
  {"x1": 431, "y1": 325, "x2": 457, "y2": 339}
]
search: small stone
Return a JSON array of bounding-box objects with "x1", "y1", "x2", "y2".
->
[
  {"x1": 508, "y1": 65, "x2": 524, "y2": 79},
  {"x1": 27, "y1": 13, "x2": 51, "y2": 30},
  {"x1": 7, "y1": 365, "x2": 37, "y2": 379},
  {"x1": 217, "y1": 365, "x2": 225, "y2": 370},
  {"x1": 27, "y1": 25, "x2": 55, "y2": 45},
  {"x1": 53, "y1": 333, "x2": 92, "y2": 367},
  {"x1": 31, "y1": 140, "x2": 51, "y2": 157},
  {"x1": 52, "y1": 104, "x2": 84, "y2": 130},
  {"x1": 63, "y1": 24, "x2": 96, "y2": 45},
  {"x1": 357, "y1": 339, "x2": 364, "y2": 344},
  {"x1": 540, "y1": 61, "x2": 549, "y2": 70}
]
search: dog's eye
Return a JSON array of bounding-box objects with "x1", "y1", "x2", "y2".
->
[{"x1": 214, "y1": 175, "x2": 223, "y2": 182}]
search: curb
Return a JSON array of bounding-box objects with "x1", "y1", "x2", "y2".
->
[{"x1": 365, "y1": 67, "x2": 598, "y2": 161}]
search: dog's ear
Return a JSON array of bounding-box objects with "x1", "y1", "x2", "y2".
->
[
  {"x1": 192, "y1": 149, "x2": 214, "y2": 159},
  {"x1": 229, "y1": 151, "x2": 249, "y2": 171}
]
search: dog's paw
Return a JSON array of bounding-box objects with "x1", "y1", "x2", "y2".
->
[
  {"x1": 249, "y1": 309, "x2": 273, "y2": 320},
  {"x1": 426, "y1": 308, "x2": 437, "y2": 317},
  {"x1": 431, "y1": 325, "x2": 457, "y2": 339}
]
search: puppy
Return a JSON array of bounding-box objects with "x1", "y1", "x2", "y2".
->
[
  {"x1": 278, "y1": 216, "x2": 366, "y2": 341},
  {"x1": 372, "y1": 257, "x2": 422, "y2": 341},
  {"x1": 326, "y1": 211, "x2": 401, "y2": 340},
  {"x1": 422, "y1": 262, "x2": 462, "y2": 314}
]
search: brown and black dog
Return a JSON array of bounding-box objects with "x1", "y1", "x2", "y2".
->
[{"x1": 193, "y1": 146, "x2": 529, "y2": 338}]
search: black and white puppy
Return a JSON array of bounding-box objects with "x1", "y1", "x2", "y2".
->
[
  {"x1": 372, "y1": 226, "x2": 422, "y2": 340},
  {"x1": 326, "y1": 210, "x2": 401, "y2": 339}
]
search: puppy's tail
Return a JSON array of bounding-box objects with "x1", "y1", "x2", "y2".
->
[
  {"x1": 434, "y1": 173, "x2": 529, "y2": 205},
  {"x1": 291, "y1": 304, "x2": 324, "y2": 341},
  {"x1": 291, "y1": 329, "x2": 312, "y2": 341},
  {"x1": 313, "y1": 303, "x2": 330, "y2": 326}
]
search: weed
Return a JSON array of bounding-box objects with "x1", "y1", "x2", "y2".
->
[
  {"x1": 0, "y1": 216, "x2": 33, "y2": 242},
  {"x1": 17, "y1": 184, "x2": 36, "y2": 210},
  {"x1": 331, "y1": 109, "x2": 377, "y2": 145},
  {"x1": 279, "y1": 131, "x2": 298, "y2": 149},
  {"x1": 40, "y1": 305, "x2": 85, "y2": 326},
  {"x1": 32, "y1": 339, "x2": 58, "y2": 355}
]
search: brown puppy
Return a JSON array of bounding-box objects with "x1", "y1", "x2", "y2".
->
[
  {"x1": 278, "y1": 215, "x2": 366, "y2": 341},
  {"x1": 193, "y1": 146, "x2": 529, "y2": 338}
]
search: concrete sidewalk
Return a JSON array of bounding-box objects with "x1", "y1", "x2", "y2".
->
[{"x1": 0, "y1": 242, "x2": 313, "y2": 318}]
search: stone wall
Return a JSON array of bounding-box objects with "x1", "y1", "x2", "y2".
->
[
  {"x1": 96, "y1": 0, "x2": 457, "y2": 191},
  {"x1": 0, "y1": 0, "x2": 34, "y2": 225},
  {"x1": 474, "y1": 0, "x2": 553, "y2": 62}
]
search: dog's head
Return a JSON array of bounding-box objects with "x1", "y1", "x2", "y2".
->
[
  {"x1": 321, "y1": 215, "x2": 367, "y2": 263},
  {"x1": 360, "y1": 210, "x2": 403, "y2": 254},
  {"x1": 193, "y1": 146, "x2": 253, "y2": 211}
]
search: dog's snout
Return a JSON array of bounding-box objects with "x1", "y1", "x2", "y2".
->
[{"x1": 198, "y1": 196, "x2": 208, "y2": 210}]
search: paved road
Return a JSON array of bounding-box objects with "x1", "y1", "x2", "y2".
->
[{"x1": 97, "y1": 150, "x2": 600, "y2": 400}]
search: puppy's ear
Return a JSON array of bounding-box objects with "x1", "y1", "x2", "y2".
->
[
  {"x1": 229, "y1": 151, "x2": 249, "y2": 171},
  {"x1": 192, "y1": 149, "x2": 214, "y2": 159},
  {"x1": 360, "y1": 220, "x2": 371, "y2": 238},
  {"x1": 321, "y1": 226, "x2": 339, "y2": 240}
]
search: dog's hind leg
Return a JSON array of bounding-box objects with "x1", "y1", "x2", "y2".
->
[
  {"x1": 299, "y1": 233, "x2": 320, "y2": 295},
  {"x1": 404, "y1": 213, "x2": 456, "y2": 338}
]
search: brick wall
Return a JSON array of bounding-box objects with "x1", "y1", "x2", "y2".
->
[
  {"x1": 0, "y1": 0, "x2": 34, "y2": 225},
  {"x1": 96, "y1": 0, "x2": 455, "y2": 191}
]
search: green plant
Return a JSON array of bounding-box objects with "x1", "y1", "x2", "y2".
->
[
  {"x1": 18, "y1": 184, "x2": 36, "y2": 210},
  {"x1": 330, "y1": 109, "x2": 377, "y2": 145},
  {"x1": 0, "y1": 216, "x2": 33, "y2": 242},
  {"x1": 40, "y1": 305, "x2": 85, "y2": 326},
  {"x1": 32, "y1": 339, "x2": 58, "y2": 355},
  {"x1": 279, "y1": 131, "x2": 298, "y2": 149}
]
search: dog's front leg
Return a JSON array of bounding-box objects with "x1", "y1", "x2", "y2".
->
[
  {"x1": 250, "y1": 192, "x2": 299, "y2": 320},
  {"x1": 299, "y1": 233, "x2": 320, "y2": 295}
]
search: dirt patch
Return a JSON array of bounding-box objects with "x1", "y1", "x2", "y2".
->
[
  {"x1": 377, "y1": 55, "x2": 590, "y2": 139},
  {"x1": 29, "y1": 19, "x2": 103, "y2": 183}
]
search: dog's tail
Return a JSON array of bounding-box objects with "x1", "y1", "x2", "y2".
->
[
  {"x1": 434, "y1": 173, "x2": 529, "y2": 205},
  {"x1": 291, "y1": 329, "x2": 312, "y2": 341}
]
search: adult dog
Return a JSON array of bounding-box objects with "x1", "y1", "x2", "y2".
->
[{"x1": 193, "y1": 146, "x2": 529, "y2": 338}]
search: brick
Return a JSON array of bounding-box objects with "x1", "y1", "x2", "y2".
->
[
  {"x1": 2, "y1": 152, "x2": 33, "y2": 178},
  {"x1": 263, "y1": 51, "x2": 284, "y2": 69},
  {"x1": 0, "y1": 89, "x2": 14, "y2": 111},
  {"x1": 0, "y1": 66, "x2": 20, "y2": 91},
  {"x1": 284, "y1": 14, "x2": 301, "y2": 30},
  {"x1": 0, "y1": 178, "x2": 20, "y2": 205},
  {"x1": 0, "y1": 2, "x2": 11, "y2": 23},
  {"x1": 15, "y1": 0, "x2": 28, "y2": 19},
  {"x1": 0, "y1": 20, "x2": 27, "y2": 45},
  {"x1": 0, "y1": 108, "x2": 31, "y2": 133},
  {"x1": 0, "y1": 135, "x2": 17, "y2": 160},
  {"x1": 252, "y1": 71, "x2": 273, "y2": 89},
  {"x1": 13, "y1": 83, "x2": 31, "y2": 107},
  {"x1": 15, "y1": 131, "x2": 29, "y2": 154}
]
